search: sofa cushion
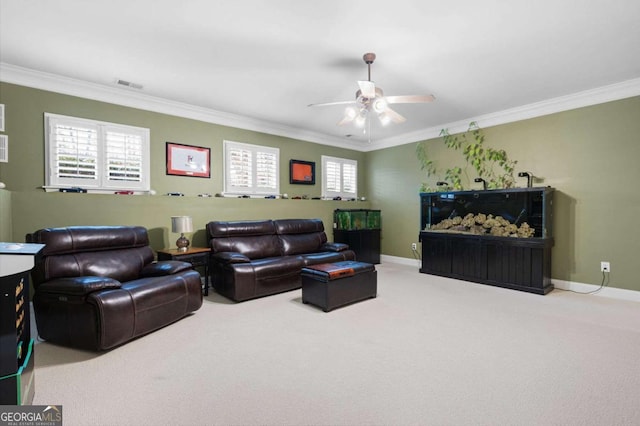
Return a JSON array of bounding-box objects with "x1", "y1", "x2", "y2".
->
[
  {"x1": 207, "y1": 220, "x2": 281, "y2": 259},
  {"x1": 27, "y1": 226, "x2": 149, "y2": 255},
  {"x1": 274, "y1": 218, "x2": 324, "y2": 234},
  {"x1": 279, "y1": 233, "x2": 327, "y2": 255},
  {"x1": 274, "y1": 218, "x2": 328, "y2": 255},
  {"x1": 39, "y1": 246, "x2": 154, "y2": 284},
  {"x1": 251, "y1": 256, "x2": 304, "y2": 280}
]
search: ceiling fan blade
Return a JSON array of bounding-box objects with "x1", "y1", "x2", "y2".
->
[
  {"x1": 308, "y1": 100, "x2": 355, "y2": 107},
  {"x1": 383, "y1": 106, "x2": 407, "y2": 124},
  {"x1": 385, "y1": 94, "x2": 436, "y2": 104},
  {"x1": 336, "y1": 106, "x2": 360, "y2": 126},
  {"x1": 357, "y1": 80, "x2": 376, "y2": 98},
  {"x1": 337, "y1": 115, "x2": 355, "y2": 126}
]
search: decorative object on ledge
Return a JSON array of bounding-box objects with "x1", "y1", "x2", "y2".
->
[
  {"x1": 171, "y1": 216, "x2": 193, "y2": 252},
  {"x1": 289, "y1": 159, "x2": 315, "y2": 185},
  {"x1": 166, "y1": 142, "x2": 210, "y2": 178}
]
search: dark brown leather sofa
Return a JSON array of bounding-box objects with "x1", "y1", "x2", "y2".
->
[
  {"x1": 206, "y1": 218, "x2": 356, "y2": 301},
  {"x1": 26, "y1": 226, "x2": 203, "y2": 351}
]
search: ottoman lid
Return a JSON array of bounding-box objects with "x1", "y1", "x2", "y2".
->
[{"x1": 302, "y1": 260, "x2": 375, "y2": 281}]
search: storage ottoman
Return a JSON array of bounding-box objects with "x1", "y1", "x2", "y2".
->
[{"x1": 301, "y1": 260, "x2": 377, "y2": 312}]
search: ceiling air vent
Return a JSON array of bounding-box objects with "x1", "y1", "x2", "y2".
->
[{"x1": 116, "y1": 79, "x2": 143, "y2": 90}]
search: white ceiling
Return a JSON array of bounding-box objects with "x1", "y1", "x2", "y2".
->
[{"x1": 1, "y1": 0, "x2": 640, "y2": 150}]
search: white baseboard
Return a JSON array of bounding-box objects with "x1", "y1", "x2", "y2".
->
[
  {"x1": 381, "y1": 255, "x2": 640, "y2": 303},
  {"x1": 551, "y1": 279, "x2": 640, "y2": 303}
]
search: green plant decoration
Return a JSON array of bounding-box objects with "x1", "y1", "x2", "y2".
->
[
  {"x1": 417, "y1": 122, "x2": 517, "y2": 191},
  {"x1": 444, "y1": 167, "x2": 463, "y2": 190},
  {"x1": 416, "y1": 141, "x2": 437, "y2": 192}
]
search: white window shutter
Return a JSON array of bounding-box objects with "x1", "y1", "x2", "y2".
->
[
  {"x1": 48, "y1": 118, "x2": 99, "y2": 187},
  {"x1": 228, "y1": 146, "x2": 252, "y2": 189},
  {"x1": 44, "y1": 113, "x2": 150, "y2": 191},
  {"x1": 256, "y1": 151, "x2": 277, "y2": 189},
  {"x1": 104, "y1": 129, "x2": 143, "y2": 183},
  {"x1": 322, "y1": 155, "x2": 357, "y2": 199},
  {"x1": 342, "y1": 162, "x2": 357, "y2": 194},
  {"x1": 224, "y1": 141, "x2": 279, "y2": 196},
  {"x1": 325, "y1": 161, "x2": 341, "y2": 193}
]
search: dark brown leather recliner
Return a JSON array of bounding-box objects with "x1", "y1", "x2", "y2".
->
[
  {"x1": 26, "y1": 226, "x2": 203, "y2": 351},
  {"x1": 206, "y1": 218, "x2": 356, "y2": 302}
]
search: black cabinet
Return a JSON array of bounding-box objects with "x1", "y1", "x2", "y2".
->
[
  {"x1": 0, "y1": 243, "x2": 44, "y2": 405},
  {"x1": 419, "y1": 232, "x2": 553, "y2": 294},
  {"x1": 334, "y1": 229, "x2": 381, "y2": 264},
  {"x1": 333, "y1": 209, "x2": 381, "y2": 264},
  {"x1": 419, "y1": 187, "x2": 554, "y2": 295}
]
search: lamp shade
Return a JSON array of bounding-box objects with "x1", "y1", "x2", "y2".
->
[{"x1": 171, "y1": 216, "x2": 193, "y2": 234}]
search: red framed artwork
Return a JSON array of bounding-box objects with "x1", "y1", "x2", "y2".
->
[
  {"x1": 289, "y1": 159, "x2": 315, "y2": 185},
  {"x1": 166, "y1": 142, "x2": 211, "y2": 178}
]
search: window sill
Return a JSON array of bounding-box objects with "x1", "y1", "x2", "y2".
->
[{"x1": 41, "y1": 186, "x2": 153, "y2": 195}]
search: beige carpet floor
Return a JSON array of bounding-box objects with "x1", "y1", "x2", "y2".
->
[{"x1": 32, "y1": 262, "x2": 640, "y2": 426}]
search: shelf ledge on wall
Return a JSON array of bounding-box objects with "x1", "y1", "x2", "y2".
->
[{"x1": 40, "y1": 186, "x2": 154, "y2": 195}]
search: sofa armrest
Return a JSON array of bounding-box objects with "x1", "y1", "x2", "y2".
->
[
  {"x1": 37, "y1": 276, "x2": 122, "y2": 296},
  {"x1": 140, "y1": 260, "x2": 193, "y2": 277},
  {"x1": 212, "y1": 251, "x2": 251, "y2": 264},
  {"x1": 321, "y1": 242, "x2": 350, "y2": 252}
]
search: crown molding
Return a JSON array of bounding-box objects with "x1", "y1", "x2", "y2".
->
[
  {"x1": 0, "y1": 62, "x2": 356, "y2": 150},
  {"x1": 2, "y1": 62, "x2": 639, "y2": 153},
  {"x1": 367, "y1": 77, "x2": 640, "y2": 151}
]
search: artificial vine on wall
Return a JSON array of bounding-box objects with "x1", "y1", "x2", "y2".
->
[{"x1": 416, "y1": 122, "x2": 517, "y2": 192}]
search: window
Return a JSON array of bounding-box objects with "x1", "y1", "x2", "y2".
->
[
  {"x1": 44, "y1": 113, "x2": 150, "y2": 192},
  {"x1": 223, "y1": 140, "x2": 279, "y2": 196},
  {"x1": 321, "y1": 155, "x2": 357, "y2": 199}
]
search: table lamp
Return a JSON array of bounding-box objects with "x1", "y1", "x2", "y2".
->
[{"x1": 171, "y1": 216, "x2": 193, "y2": 252}]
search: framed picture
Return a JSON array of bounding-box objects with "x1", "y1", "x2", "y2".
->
[
  {"x1": 0, "y1": 104, "x2": 5, "y2": 132},
  {"x1": 166, "y1": 142, "x2": 210, "y2": 178},
  {"x1": 289, "y1": 159, "x2": 315, "y2": 185}
]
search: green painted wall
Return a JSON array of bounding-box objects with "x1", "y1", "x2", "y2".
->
[
  {"x1": 0, "y1": 189, "x2": 11, "y2": 241},
  {"x1": 2, "y1": 81, "x2": 639, "y2": 293},
  {"x1": 0, "y1": 82, "x2": 369, "y2": 247},
  {"x1": 366, "y1": 96, "x2": 640, "y2": 291}
]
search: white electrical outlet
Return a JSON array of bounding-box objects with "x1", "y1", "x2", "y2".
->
[
  {"x1": 600, "y1": 261, "x2": 610, "y2": 272},
  {"x1": 411, "y1": 243, "x2": 417, "y2": 251}
]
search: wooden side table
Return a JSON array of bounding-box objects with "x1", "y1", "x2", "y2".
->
[{"x1": 157, "y1": 247, "x2": 211, "y2": 295}]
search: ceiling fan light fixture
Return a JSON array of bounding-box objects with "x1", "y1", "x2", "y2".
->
[
  {"x1": 372, "y1": 98, "x2": 387, "y2": 114},
  {"x1": 309, "y1": 52, "x2": 436, "y2": 138},
  {"x1": 378, "y1": 112, "x2": 391, "y2": 126},
  {"x1": 345, "y1": 106, "x2": 357, "y2": 119}
]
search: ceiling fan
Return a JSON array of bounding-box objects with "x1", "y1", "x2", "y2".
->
[{"x1": 308, "y1": 52, "x2": 436, "y2": 134}]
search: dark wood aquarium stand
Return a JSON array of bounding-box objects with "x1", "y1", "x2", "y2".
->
[{"x1": 419, "y1": 187, "x2": 554, "y2": 295}]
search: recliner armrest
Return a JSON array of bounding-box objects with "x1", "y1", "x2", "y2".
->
[
  {"x1": 37, "y1": 276, "x2": 122, "y2": 296},
  {"x1": 212, "y1": 252, "x2": 251, "y2": 264},
  {"x1": 140, "y1": 260, "x2": 193, "y2": 277},
  {"x1": 321, "y1": 242, "x2": 349, "y2": 252}
]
